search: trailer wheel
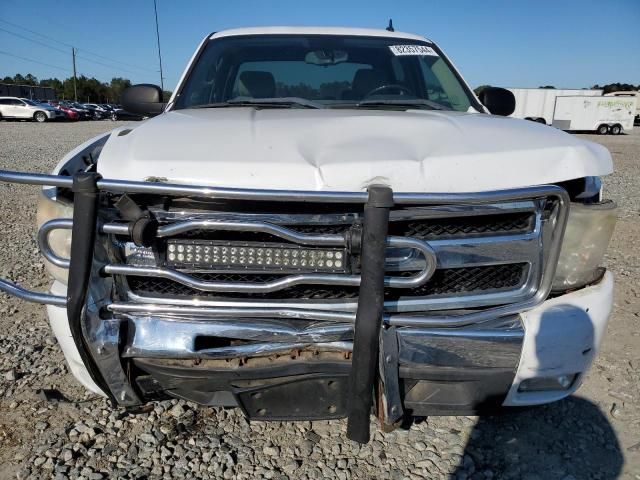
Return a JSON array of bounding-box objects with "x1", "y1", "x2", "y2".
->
[
  {"x1": 597, "y1": 124, "x2": 609, "y2": 135},
  {"x1": 610, "y1": 124, "x2": 622, "y2": 135}
]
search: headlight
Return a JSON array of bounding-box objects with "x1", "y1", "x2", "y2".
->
[
  {"x1": 552, "y1": 200, "x2": 616, "y2": 292},
  {"x1": 36, "y1": 188, "x2": 73, "y2": 284}
]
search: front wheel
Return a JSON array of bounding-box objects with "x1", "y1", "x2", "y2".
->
[
  {"x1": 610, "y1": 124, "x2": 622, "y2": 135},
  {"x1": 34, "y1": 111, "x2": 47, "y2": 123},
  {"x1": 597, "y1": 124, "x2": 609, "y2": 135},
  {"x1": 110, "y1": 112, "x2": 118, "y2": 121}
]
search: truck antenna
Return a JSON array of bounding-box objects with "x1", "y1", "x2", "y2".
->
[{"x1": 386, "y1": 19, "x2": 394, "y2": 32}]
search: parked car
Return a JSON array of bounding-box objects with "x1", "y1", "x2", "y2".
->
[
  {"x1": 0, "y1": 96, "x2": 64, "y2": 122},
  {"x1": 47, "y1": 101, "x2": 79, "y2": 121},
  {"x1": 94, "y1": 102, "x2": 144, "y2": 121},
  {"x1": 57, "y1": 101, "x2": 92, "y2": 120},
  {"x1": 80, "y1": 103, "x2": 107, "y2": 120},
  {"x1": 39, "y1": 101, "x2": 79, "y2": 122},
  {"x1": 108, "y1": 107, "x2": 145, "y2": 121},
  {"x1": 58, "y1": 106, "x2": 80, "y2": 121},
  {"x1": 84, "y1": 103, "x2": 109, "y2": 114},
  {"x1": 0, "y1": 27, "x2": 617, "y2": 444}
]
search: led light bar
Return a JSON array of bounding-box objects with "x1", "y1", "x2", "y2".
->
[{"x1": 165, "y1": 240, "x2": 347, "y2": 272}]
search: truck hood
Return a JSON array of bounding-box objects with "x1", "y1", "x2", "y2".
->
[{"x1": 97, "y1": 108, "x2": 612, "y2": 193}]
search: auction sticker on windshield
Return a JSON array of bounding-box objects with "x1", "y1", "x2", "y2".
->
[{"x1": 389, "y1": 45, "x2": 438, "y2": 56}]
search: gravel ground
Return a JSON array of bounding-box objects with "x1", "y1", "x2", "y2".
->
[{"x1": 0, "y1": 120, "x2": 638, "y2": 480}]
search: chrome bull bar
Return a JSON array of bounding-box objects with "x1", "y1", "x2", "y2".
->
[
  {"x1": 0, "y1": 168, "x2": 570, "y2": 328},
  {"x1": 0, "y1": 168, "x2": 568, "y2": 204},
  {"x1": 0, "y1": 168, "x2": 569, "y2": 432}
]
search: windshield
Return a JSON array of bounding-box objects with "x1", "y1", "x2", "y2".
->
[
  {"x1": 21, "y1": 99, "x2": 39, "y2": 106},
  {"x1": 173, "y1": 35, "x2": 477, "y2": 112}
]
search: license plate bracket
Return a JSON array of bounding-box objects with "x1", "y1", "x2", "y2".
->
[{"x1": 237, "y1": 374, "x2": 348, "y2": 421}]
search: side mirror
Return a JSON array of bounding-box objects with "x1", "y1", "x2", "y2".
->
[
  {"x1": 121, "y1": 84, "x2": 165, "y2": 116},
  {"x1": 479, "y1": 87, "x2": 515, "y2": 116}
]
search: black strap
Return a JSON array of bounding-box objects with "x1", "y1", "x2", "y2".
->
[{"x1": 346, "y1": 185, "x2": 393, "y2": 443}]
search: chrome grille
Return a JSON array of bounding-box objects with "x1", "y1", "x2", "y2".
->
[
  {"x1": 96, "y1": 187, "x2": 569, "y2": 321},
  {"x1": 126, "y1": 263, "x2": 528, "y2": 300},
  {"x1": 165, "y1": 211, "x2": 535, "y2": 241},
  {"x1": 393, "y1": 212, "x2": 534, "y2": 239}
]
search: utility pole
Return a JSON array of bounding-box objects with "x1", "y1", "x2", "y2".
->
[
  {"x1": 153, "y1": 0, "x2": 165, "y2": 95},
  {"x1": 71, "y1": 47, "x2": 78, "y2": 102}
]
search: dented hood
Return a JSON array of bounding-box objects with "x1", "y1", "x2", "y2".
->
[{"x1": 97, "y1": 108, "x2": 612, "y2": 193}]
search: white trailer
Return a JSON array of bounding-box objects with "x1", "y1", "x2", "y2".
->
[
  {"x1": 507, "y1": 88, "x2": 603, "y2": 124},
  {"x1": 605, "y1": 91, "x2": 640, "y2": 124},
  {"x1": 552, "y1": 96, "x2": 636, "y2": 134}
]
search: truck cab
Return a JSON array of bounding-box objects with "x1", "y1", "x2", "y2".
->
[{"x1": 0, "y1": 27, "x2": 617, "y2": 443}]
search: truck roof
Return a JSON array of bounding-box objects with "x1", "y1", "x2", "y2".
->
[{"x1": 210, "y1": 26, "x2": 431, "y2": 43}]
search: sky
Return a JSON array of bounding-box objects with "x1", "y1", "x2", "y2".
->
[{"x1": 0, "y1": 0, "x2": 638, "y2": 91}]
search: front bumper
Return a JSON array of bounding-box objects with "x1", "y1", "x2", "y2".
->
[
  {"x1": 44, "y1": 271, "x2": 614, "y2": 412},
  {"x1": 504, "y1": 270, "x2": 614, "y2": 406}
]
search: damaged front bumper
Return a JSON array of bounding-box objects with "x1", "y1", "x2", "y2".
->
[
  {"x1": 44, "y1": 272, "x2": 613, "y2": 415},
  {"x1": 0, "y1": 168, "x2": 613, "y2": 442}
]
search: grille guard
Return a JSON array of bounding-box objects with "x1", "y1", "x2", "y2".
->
[
  {"x1": 0, "y1": 168, "x2": 569, "y2": 327},
  {"x1": 0, "y1": 169, "x2": 569, "y2": 432}
]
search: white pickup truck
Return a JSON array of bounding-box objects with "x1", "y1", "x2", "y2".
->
[{"x1": 0, "y1": 27, "x2": 617, "y2": 443}]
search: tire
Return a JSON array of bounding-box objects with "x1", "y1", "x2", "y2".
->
[
  {"x1": 610, "y1": 124, "x2": 622, "y2": 135},
  {"x1": 535, "y1": 118, "x2": 547, "y2": 124},
  {"x1": 34, "y1": 111, "x2": 47, "y2": 123},
  {"x1": 597, "y1": 124, "x2": 609, "y2": 135},
  {"x1": 110, "y1": 112, "x2": 118, "y2": 121}
]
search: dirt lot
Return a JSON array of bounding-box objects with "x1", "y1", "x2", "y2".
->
[{"x1": 0, "y1": 120, "x2": 638, "y2": 480}]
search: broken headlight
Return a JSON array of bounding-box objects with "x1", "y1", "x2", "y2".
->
[{"x1": 552, "y1": 200, "x2": 616, "y2": 292}]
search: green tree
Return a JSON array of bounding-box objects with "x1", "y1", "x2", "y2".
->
[
  {"x1": 592, "y1": 83, "x2": 638, "y2": 94},
  {"x1": 109, "y1": 77, "x2": 132, "y2": 103},
  {"x1": 61, "y1": 77, "x2": 77, "y2": 100},
  {"x1": 23, "y1": 73, "x2": 38, "y2": 85},
  {"x1": 40, "y1": 77, "x2": 64, "y2": 96}
]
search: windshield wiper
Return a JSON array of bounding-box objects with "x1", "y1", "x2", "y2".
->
[
  {"x1": 354, "y1": 99, "x2": 448, "y2": 110},
  {"x1": 227, "y1": 96, "x2": 323, "y2": 109},
  {"x1": 190, "y1": 97, "x2": 324, "y2": 110}
]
